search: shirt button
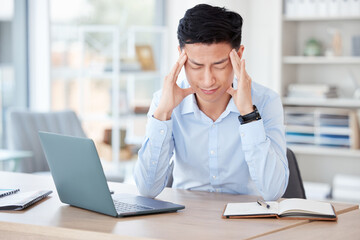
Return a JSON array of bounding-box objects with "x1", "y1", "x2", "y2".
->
[
  {"x1": 152, "y1": 161, "x2": 156, "y2": 165},
  {"x1": 210, "y1": 150, "x2": 215, "y2": 155},
  {"x1": 160, "y1": 129, "x2": 165, "y2": 135},
  {"x1": 212, "y1": 175, "x2": 216, "y2": 179},
  {"x1": 212, "y1": 124, "x2": 215, "y2": 128},
  {"x1": 241, "y1": 132, "x2": 245, "y2": 137}
]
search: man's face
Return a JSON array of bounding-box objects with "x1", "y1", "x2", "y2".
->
[{"x1": 182, "y1": 42, "x2": 243, "y2": 105}]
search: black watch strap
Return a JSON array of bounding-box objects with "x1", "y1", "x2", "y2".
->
[{"x1": 238, "y1": 105, "x2": 261, "y2": 125}]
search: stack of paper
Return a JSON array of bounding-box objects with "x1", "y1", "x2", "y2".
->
[
  {"x1": 318, "y1": 113, "x2": 351, "y2": 147},
  {"x1": 285, "y1": 110, "x2": 315, "y2": 145},
  {"x1": 287, "y1": 84, "x2": 338, "y2": 99}
]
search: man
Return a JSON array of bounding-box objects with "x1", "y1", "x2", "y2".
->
[{"x1": 134, "y1": 4, "x2": 289, "y2": 201}]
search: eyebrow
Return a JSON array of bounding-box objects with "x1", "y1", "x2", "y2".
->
[{"x1": 188, "y1": 57, "x2": 229, "y2": 66}]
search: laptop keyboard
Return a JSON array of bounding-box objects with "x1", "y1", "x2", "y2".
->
[{"x1": 113, "y1": 200, "x2": 154, "y2": 213}]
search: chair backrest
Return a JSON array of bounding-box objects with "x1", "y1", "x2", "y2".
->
[
  {"x1": 166, "y1": 148, "x2": 306, "y2": 199},
  {"x1": 282, "y1": 148, "x2": 306, "y2": 199},
  {"x1": 7, "y1": 109, "x2": 86, "y2": 173}
]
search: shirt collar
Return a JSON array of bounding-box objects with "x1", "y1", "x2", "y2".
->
[{"x1": 181, "y1": 93, "x2": 199, "y2": 115}]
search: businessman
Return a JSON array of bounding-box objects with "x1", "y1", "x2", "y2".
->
[{"x1": 134, "y1": 4, "x2": 289, "y2": 200}]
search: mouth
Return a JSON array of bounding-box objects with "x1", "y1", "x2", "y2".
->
[{"x1": 201, "y1": 88, "x2": 218, "y2": 95}]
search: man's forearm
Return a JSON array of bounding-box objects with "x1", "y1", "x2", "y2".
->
[{"x1": 134, "y1": 117, "x2": 175, "y2": 198}]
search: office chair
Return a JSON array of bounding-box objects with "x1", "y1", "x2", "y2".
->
[
  {"x1": 6, "y1": 110, "x2": 86, "y2": 173},
  {"x1": 166, "y1": 148, "x2": 306, "y2": 199},
  {"x1": 282, "y1": 148, "x2": 306, "y2": 199}
]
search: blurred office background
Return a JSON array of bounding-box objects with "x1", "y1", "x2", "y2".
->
[{"x1": 1, "y1": 0, "x2": 360, "y2": 203}]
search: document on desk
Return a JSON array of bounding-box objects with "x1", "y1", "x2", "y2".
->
[
  {"x1": 0, "y1": 190, "x2": 52, "y2": 210},
  {"x1": 222, "y1": 199, "x2": 337, "y2": 221}
]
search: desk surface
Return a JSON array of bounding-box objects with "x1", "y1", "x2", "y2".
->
[
  {"x1": 254, "y1": 209, "x2": 360, "y2": 240},
  {"x1": 0, "y1": 171, "x2": 358, "y2": 240}
]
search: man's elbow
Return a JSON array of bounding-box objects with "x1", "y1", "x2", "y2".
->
[
  {"x1": 137, "y1": 186, "x2": 159, "y2": 199},
  {"x1": 261, "y1": 189, "x2": 284, "y2": 201},
  {"x1": 134, "y1": 177, "x2": 162, "y2": 199},
  {"x1": 260, "y1": 177, "x2": 288, "y2": 201}
]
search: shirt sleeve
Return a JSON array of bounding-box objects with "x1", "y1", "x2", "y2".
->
[
  {"x1": 239, "y1": 94, "x2": 289, "y2": 201},
  {"x1": 133, "y1": 92, "x2": 175, "y2": 198}
]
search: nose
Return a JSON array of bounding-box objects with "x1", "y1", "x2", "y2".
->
[{"x1": 203, "y1": 67, "x2": 215, "y2": 87}]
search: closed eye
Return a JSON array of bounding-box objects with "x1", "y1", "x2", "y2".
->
[
  {"x1": 214, "y1": 63, "x2": 228, "y2": 70},
  {"x1": 188, "y1": 63, "x2": 202, "y2": 70}
]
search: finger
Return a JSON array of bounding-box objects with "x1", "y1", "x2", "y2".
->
[
  {"x1": 226, "y1": 86, "x2": 236, "y2": 96},
  {"x1": 231, "y1": 49, "x2": 241, "y2": 68},
  {"x1": 182, "y1": 87, "x2": 195, "y2": 97},
  {"x1": 240, "y1": 59, "x2": 247, "y2": 80},
  {"x1": 233, "y1": 49, "x2": 242, "y2": 65},
  {"x1": 167, "y1": 50, "x2": 186, "y2": 79},
  {"x1": 174, "y1": 53, "x2": 187, "y2": 81},
  {"x1": 229, "y1": 50, "x2": 241, "y2": 76},
  {"x1": 169, "y1": 52, "x2": 187, "y2": 83}
]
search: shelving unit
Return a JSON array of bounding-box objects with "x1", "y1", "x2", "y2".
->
[
  {"x1": 280, "y1": 4, "x2": 360, "y2": 156},
  {"x1": 51, "y1": 25, "x2": 167, "y2": 168},
  {"x1": 76, "y1": 25, "x2": 167, "y2": 164},
  {"x1": 278, "y1": 2, "x2": 360, "y2": 203}
]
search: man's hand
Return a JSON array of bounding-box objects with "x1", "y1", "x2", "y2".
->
[
  {"x1": 153, "y1": 50, "x2": 195, "y2": 121},
  {"x1": 227, "y1": 49, "x2": 254, "y2": 115}
]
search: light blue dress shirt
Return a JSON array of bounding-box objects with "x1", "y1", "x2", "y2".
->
[{"x1": 134, "y1": 79, "x2": 289, "y2": 201}]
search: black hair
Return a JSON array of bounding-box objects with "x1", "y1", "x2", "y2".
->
[{"x1": 177, "y1": 4, "x2": 243, "y2": 50}]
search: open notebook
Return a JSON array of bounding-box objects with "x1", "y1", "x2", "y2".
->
[
  {"x1": 223, "y1": 198, "x2": 337, "y2": 221},
  {"x1": 0, "y1": 190, "x2": 52, "y2": 210}
]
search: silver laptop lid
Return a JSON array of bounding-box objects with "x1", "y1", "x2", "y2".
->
[{"x1": 39, "y1": 132, "x2": 118, "y2": 217}]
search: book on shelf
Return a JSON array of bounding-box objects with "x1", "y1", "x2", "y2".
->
[
  {"x1": 287, "y1": 83, "x2": 338, "y2": 99},
  {"x1": 285, "y1": 112, "x2": 315, "y2": 126},
  {"x1": 284, "y1": 107, "x2": 360, "y2": 149},
  {"x1": 318, "y1": 134, "x2": 350, "y2": 148},
  {"x1": 286, "y1": 132, "x2": 315, "y2": 145},
  {"x1": 222, "y1": 198, "x2": 337, "y2": 221}
]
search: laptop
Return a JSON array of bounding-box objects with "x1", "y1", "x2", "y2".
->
[{"x1": 38, "y1": 131, "x2": 185, "y2": 217}]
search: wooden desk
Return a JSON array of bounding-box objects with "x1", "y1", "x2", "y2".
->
[
  {"x1": 0, "y1": 171, "x2": 358, "y2": 240},
  {"x1": 253, "y1": 209, "x2": 360, "y2": 240}
]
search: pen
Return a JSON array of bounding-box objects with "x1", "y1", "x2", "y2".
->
[{"x1": 257, "y1": 199, "x2": 270, "y2": 209}]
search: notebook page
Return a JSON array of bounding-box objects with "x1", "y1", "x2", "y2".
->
[
  {"x1": 0, "y1": 191, "x2": 39, "y2": 206},
  {"x1": 224, "y1": 201, "x2": 278, "y2": 216},
  {"x1": 278, "y1": 199, "x2": 334, "y2": 216}
]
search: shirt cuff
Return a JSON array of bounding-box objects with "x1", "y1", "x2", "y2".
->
[
  {"x1": 238, "y1": 119, "x2": 266, "y2": 146},
  {"x1": 146, "y1": 116, "x2": 173, "y2": 148}
]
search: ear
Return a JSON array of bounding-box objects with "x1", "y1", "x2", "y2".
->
[
  {"x1": 178, "y1": 45, "x2": 182, "y2": 55},
  {"x1": 237, "y1": 45, "x2": 245, "y2": 59}
]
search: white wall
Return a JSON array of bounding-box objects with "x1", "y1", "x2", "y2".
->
[
  {"x1": 247, "y1": 0, "x2": 282, "y2": 92},
  {"x1": 165, "y1": 0, "x2": 282, "y2": 93}
]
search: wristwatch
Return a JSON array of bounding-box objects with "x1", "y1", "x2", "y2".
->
[{"x1": 238, "y1": 105, "x2": 261, "y2": 125}]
